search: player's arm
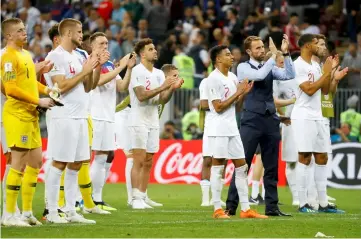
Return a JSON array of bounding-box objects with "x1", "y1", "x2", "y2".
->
[
  {"x1": 159, "y1": 87, "x2": 174, "y2": 104},
  {"x1": 237, "y1": 59, "x2": 276, "y2": 82},
  {"x1": 274, "y1": 97, "x2": 295, "y2": 107},
  {"x1": 200, "y1": 100, "x2": 209, "y2": 110},
  {"x1": 37, "y1": 81, "x2": 50, "y2": 96},
  {"x1": 1, "y1": 81, "x2": 5, "y2": 95},
  {"x1": 235, "y1": 80, "x2": 253, "y2": 111},
  {"x1": 115, "y1": 95, "x2": 130, "y2": 112},
  {"x1": 116, "y1": 56, "x2": 136, "y2": 92},
  {"x1": 272, "y1": 56, "x2": 296, "y2": 80}
]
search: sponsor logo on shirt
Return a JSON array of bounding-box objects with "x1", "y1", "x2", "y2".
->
[{"x1": 21, "y1": 135, "x2": 28, "y2": 143}]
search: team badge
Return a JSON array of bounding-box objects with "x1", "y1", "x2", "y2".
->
[{"x1": 21, "y1": 135, "x2": 28, "y2": 143}]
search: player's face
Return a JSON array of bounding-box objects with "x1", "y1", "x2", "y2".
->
[
  {"x1": 143, "y1": 44, "x2": 158, "y2": 63},
  {"x1": 276, "y1": 55, "x2": 284, "y2": 68},
  {"x1": 93, "y1": 36, "x2": 108, "y2": 51},
  {"x1": 309, "y1": 38, "x2": 319, "y2": 55},
  {"x1": 167, "y1": 69, "x2": 180, "y2": 82},
  {"x1": 316, "y1": 39, "x2": 327, "y2": 58},
  {"x1": 218, "y1": 48, "x2": 234, "y2": 68},
  {"x1": 248, "y1": 40, "x2": 265, "y2": 61},
  {"x1": 70, "y1": 24, "x2": 83, "y2": 47},
  {"x1": 8, "y1": 22, "x2": 27, "y2": 46}
]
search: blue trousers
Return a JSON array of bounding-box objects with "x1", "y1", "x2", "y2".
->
[{"x1": 226, "y1": 111, "x2": 281, "y2": 212}]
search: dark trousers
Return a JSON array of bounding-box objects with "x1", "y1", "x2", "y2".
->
[{"x1": 226, "y1": 111, "x2": 281, "y2": 212}]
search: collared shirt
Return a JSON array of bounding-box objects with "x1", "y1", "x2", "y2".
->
[{"x1": 237, "y1": 56, "x2": 295, "y2": 82}]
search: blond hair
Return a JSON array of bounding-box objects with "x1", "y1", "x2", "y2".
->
[{"x1": 58, "y1": 18, "x2": 82, "y2": 36}]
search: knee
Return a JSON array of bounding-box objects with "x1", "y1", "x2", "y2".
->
[
  {"x1": 67, "y1": 162, "x2": 83, "y2": 171},
  {"x1": 315, "y1": 154, "x2": 328, "y2": 165},
  {"x1": 143, "y1": 158, "x2": 153, "y2": 170},
  {"x1": 52, "y1": 160, "x2": 67, "y2": 171},
  {"x1": 298, "y1": 153, "x2": 312, "y2": 165}
]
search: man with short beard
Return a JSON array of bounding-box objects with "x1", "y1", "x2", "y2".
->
[
  {"x1": 307, "y1": 34, "x2": 349, "y2": 209},
  {"x1": 226, "y1": 35, "x2": 295, "y2": 217},
  {"x1": 44, "y1": 18, "x2": 100, "y2": 224}
]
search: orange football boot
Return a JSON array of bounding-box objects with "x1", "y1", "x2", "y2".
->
[
  {"x1": 240, "y1": 209, "x2": 268, "y2": 219},
  {"x1": 213, "y1": 209, "x2": 231, "y2": 219}
]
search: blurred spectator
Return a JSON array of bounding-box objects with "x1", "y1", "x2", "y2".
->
[
  {"x1": 230, "y1": 47, "x2": 241, "y2": 74},
  {"x1": 123, "y1": 0, "x2": 144, "y2": 26},
  {"x1": 346, "y1": 0, "x2": 360, "y2": 42},
  {"x1": 105, "y1": 29, "x2": 123, "y2": 62},
  {"x1": 284, "y1": 12, "x2": 300, "y2": 52},
  {"x1": 62, "y1": 0, "x2": 86, "y2": 23},
  {"x1": 187, "y1": 31, "x2": 209, "y2": 88},
  {"x1": 146, "y1": 0, "x2": 170, "y2": 45},
  {"x1": 188, "y1": 21, "x2": 202, "y2": 49},
  {"x1": 244, "y1": 12, "x2": 265, "y2": 37},
  {"x1": 301, "y1": 16, "x2": 320, "y2": 35},
  {"x1": 172, "y1": 45, "x2": 195, "y2": 89},
  {"x1": 44, "y1": 44, "x2": 52, "y2": 56},
  {"x1": 181, "y1": 99, "x2": 200, "y2": 140},
  {"x1": 29, "y1": 24, "x2": 52, "y2": 49},
  {"x1": 121, "y1": 26, "x2": 137, "y2": 55},
  {"x1": 17, "y1": 9, "x2": 32, "y2": 38},
  {"x1": 40, "y1": 10, "x2": 57, "y2": 37},
  {"x1": 32, "y1": 43, "x2": 45, "y2": 63},
  {"x1": 340, "y1": 95, "x2": 361, "y2": 142},
  {"x1": 136, "y1": 19, "x2": 149, "y2": 40},
  {"x1": 94, "y1": 17, "x2": 107, "y2": 33},
  {"x1": 331, "y1": 123, "x2": 359, "y2": 143},
  {"x1": 84, "y1": 8, "x2": 100, "y2": 33},
  {"x1": 210, "y1": 28, "x2": 223, "y2": 48},
  {"x1": 263, "y1": 16, "x2": 283, "y2": 48},
  {"x1": 182, "y1": 6, "x2": 196, "y2": 27},
  {"x1": 233, "y1": 0, "x2": 255, "y2": 22},
  {"x1": 179, "y1": 32, "x2": 190, "y2": 53},
  {"x1": 109, "y1": 0, "x2": 127, "y2": 35},
  {"x1": 155, "y1": 38, "x2": 176, "y2": 69},
  {"x1": 19, "y1": 0, "x2": 40, "y2": 38},
  {"x1": 341, "y1": 43, "x2": 361, "y2": 88},
  {"x1": 160, "y1": 121, "x2": 183, "y2": 140},
  {"x1": 203, "y1": 7, "x2": 218, "y2": 44},
  {"x1": 81, "y1": 33, "x2": 92, "y2": 55},
  {"x1": 2, "y1": 0, "x2": 18, "y2": 19},
  {"x1": 257, "y1": 0, "x2": 282, "y2": 20},
  {"x1": 223, "y1": 8, "x2": 243, "y2": 47},
  {"x1": 97, "y1": 0, "x2": 113, "y2": 24}
]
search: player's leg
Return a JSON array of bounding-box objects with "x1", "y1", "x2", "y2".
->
[
  {"x1": 324, "y1": 122, "x2": 336, "y2": 202},
  {"x1": 64, "y1": 119, "x2": 98, "y2": 223},
  {"x1": 45, "y1": 118, "x2": 75, "y2": 223},
  {"x1": 143, "y1": 128, "x2": 162, "y2": 207},
  {"x1": 125, "y1": 150, "x2": 134, "y2": 206},
  {"x1": 250, "y1": 150, "x2": 264, "y2": 205},
  {"x1": 230, "y1": 135, "x2": 267, "y2": 219},
  {"x1": 307, "y1": 156, "x2": 318, "y2": 208},
  {"x1": 314, "y1": 121, "x2": 344, "y2": 213},
  {"x1": 200, "y1": 133, "x2": 211, "y2": 206},
  {"x1": 281, "y1": 123, "x2": 299, "y2": 206}
]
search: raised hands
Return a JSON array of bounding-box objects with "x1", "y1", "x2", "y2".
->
[
  {"x1": 83, "y1": 56, "x2": 99, "y2": 75},
  {"x1": 269, "y1": 37, "x2": 278, "y2": 55},
  {"x1": 322, "y1": 56, "x2": 333, "y2": 74},
  {"x1": 280, "y1": 34, "x2": 290, "y2": 54},
  {"x1": 127, "y1": 52, "x2": 136, "y2": 69}
]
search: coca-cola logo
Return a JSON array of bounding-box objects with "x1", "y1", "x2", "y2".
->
[{"x1": 154, "y1": 142, "x2": 235, "y2": 184}]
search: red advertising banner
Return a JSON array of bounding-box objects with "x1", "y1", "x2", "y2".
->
[{"x1": 1, "y1": 139, "x2": 286, "y2": 186}]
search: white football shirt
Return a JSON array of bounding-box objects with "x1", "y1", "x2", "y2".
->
[
  {"x1": 206, "y1": 69, "x2": 239, "y2": 137},
  {"x1": 291, "y1": 57, "x2": 323, "y2": 120},
  {"x1": 91, "y1": 61, "x2": 122, "y2": 122},
  {"x1": 46, "y1": 46, "x2": 88, "y2": 119},
  {"x1": 273, "y1": 77, "x2": 298, "y2": 117},
  {"x1": 128, "y1": 63, "x2": 165, "y2": 128}
]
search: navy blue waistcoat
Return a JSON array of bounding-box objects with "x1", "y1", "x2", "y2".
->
[{"x1": 243, "y1": 61, "x2": 276, "y2": 115}]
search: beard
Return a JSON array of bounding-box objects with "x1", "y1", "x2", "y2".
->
[{"x1": 71, "y1": 38, "x2": 81, "y2": 48}]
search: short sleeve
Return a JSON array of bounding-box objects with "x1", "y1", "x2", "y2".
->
[
  {"x1": 1, "y1": 52, "x2": 17, "y2": 83},
  {"x1": 294, "y1": 63, "x2": 309, "y2": 86},
  {"x1": 199, "y1": 79, "x2": 208, "y2": 100},
  {"x1": 130, "y1": 68, "x2": 146, "y2": 88},
  {"x1": 46, "y1": 52, "x2": 66, "y2": 77},
  {"x1": 207, "y1": 78, "x2": 222, "y2": 102}
]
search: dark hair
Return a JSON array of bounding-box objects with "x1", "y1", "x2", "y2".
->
[
  {"x1": 210, "y1": 45, "x2": 228, "y2": 66},
  {"x1": 298, "y1": 34, "x2": 316, "y2": 48},
  {"x1": 89, "y1": 32, "x2": 106, "y2": 43},
  {"x1": 270, "y1": 16, "x2": 280, "y2": 28},
  {"x1": 290, "y1": 51, "x2": 300, "y2": 61},
  {"x1": 83, "y1": 33, "x2": 91, "y2": 42},
  {"x1": 290, "y1": 12, "x2": 298, "y2": 17},
  {"x1": 48, "y1": 23, "x2": 59, "y2": 42},
  {"x1": 197, "y1": 30, "x2": 206, "y2": 40},
  {"x1": 229, "y1": 8, "x2": 238, "y2": 16},
  {"x1": 134, "y1": 38, "x2": 153, "y2": 56},
  {"x1": 165, "y1": 120, "x2": 175, "y2": 127}
]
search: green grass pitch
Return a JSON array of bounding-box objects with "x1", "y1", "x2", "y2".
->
[{"x1": 2, "y1": 184, "x2": 361, "y2": 238}]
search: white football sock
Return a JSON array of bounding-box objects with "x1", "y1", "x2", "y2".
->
[
  {"x1": 210, "y1": 165, "x2": 223, "y2": 210},
  {"x1": 307, "y1": 160, "x2": 318, "y2": 205},
  {"x1": 200, "y1": 180, "x2": 210, "y2": 204},
  {"x1": 104, "y1": 162, "x2": 112, "y2": 183},
  {"x1": 90, "y1": 154, "x2": 107, "y2": 202},
  {"x1": 296, "y1": 162, "x2": 308, "y2": 208},
  {"x1": 314, "y1": 164, "x2": 328, "y2": 207},
  {"x1": 132, "y1": 188, "x2": 140, "y2": 200},
  {"x1": 64, "y1": 168, "x2": 79, "y2": 214},
  {"x1": 125, "y1": 158, "x2": 133, "y2": 202},
  {"x1": 286, "y1": 163, "x2": 298, "y2": 202},
  {"x1": 251, "y1": 180, "x2": 260, "y2": 199},
  {"x1": 45, "y1": 165, "x2": 63, "y2": 214},
  {"x1": 235, "y1": 164, "x2": 250, "y2": 212}
]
